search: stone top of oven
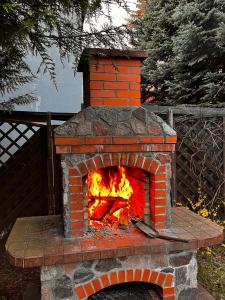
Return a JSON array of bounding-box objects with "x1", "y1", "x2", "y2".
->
[{"x1": 54, "y1": 106, "x2": 176, "y2": 137}]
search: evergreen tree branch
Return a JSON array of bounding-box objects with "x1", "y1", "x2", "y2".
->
[{"x1": 0, "y1": 94, "x2": 37, "y2": 111}]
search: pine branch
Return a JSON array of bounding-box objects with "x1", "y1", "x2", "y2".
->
[
  {"x1": 0, "y1": 0, "x2": 131, "y2": 110},
  {"x1": 0, "y1": 94, "x2": 37, "y2": 111}
]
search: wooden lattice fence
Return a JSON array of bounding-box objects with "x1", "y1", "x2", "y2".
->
[
  {"x1": 0, "y1": 114, "x2": 65, "y2": 233},
  {"x1": 0, "y1": 120, "x2": 40, "y2": 167},
  {"x1": 175, "y1": 116, "x2": 224, "y2": 209},
  {"x1": 149, "y1": 105, "x2": 225, "y2": 219},
  {"x1": 0, "y1": 121, "x2": 49, "y2": 232}
]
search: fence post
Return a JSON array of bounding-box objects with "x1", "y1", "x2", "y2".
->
[
  {"x1": 47, "y1": 113, "x2": 55, "y2": 215},
  {"x1": 167, "y1": 108, "x2": 177, "y2": 206},
  {"x1": 223, "y1": 117, "x2": 225, "y2": 215}
]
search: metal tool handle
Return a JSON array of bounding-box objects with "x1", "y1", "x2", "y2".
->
[{"x1": 157, "y1": 234, "x2": 189, "y2": 243}]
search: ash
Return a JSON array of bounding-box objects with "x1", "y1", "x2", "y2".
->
[{"x1": 82, "y1": 223, "x2": 134, "y2": 239}]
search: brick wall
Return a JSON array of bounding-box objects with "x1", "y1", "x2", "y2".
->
[
  {"x1": 55, "y1": 136, "x2": 176, "y2": 155},
  {"x1": 88, "y1": 57, "x2": 141, "y2": 106}
]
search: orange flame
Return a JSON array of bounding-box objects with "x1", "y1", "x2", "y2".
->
[
  {"x1": 87, "y1": 166, "x2": 133, "y2": 199},
  {"x1": 86, "y1": 166, "x2": 133, "y2": 227}
]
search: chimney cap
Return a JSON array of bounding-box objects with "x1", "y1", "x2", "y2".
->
[{"x1": 78, "y1": 48, "x2": 148, "y2": 71}]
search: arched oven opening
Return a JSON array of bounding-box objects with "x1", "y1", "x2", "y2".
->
[{"x1": 85, "y1": 166, "x2": 150, "y2": 229}]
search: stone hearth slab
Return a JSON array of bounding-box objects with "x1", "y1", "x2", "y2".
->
[{"x1": 5, "y1": 207, "x2": 224, "y2": 268}]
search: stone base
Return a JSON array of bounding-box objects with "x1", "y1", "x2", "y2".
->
[{"x1": 41, "y1": 250, "x2": 197, "y2": 300}]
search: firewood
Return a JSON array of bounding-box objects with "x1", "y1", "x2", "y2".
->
[
  {"x1": 90, "y1": 201, "x2": 112, "y2": 220},
  {"x1": 119, "y1": 207, "x2": 129, "y2": 226},
  {"x1": 109, "y1": 200, "x2": 128, "y2": 214},
  {"x1": 92, "y1": 196, "x2": 128, "y2": 202}
]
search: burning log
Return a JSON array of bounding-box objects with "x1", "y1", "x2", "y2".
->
[
  {"x1": 89, "y1": 197, "x2": 128, "y2": 221},
  {"x1": 89, "y1": 196, "x2": 128, "y2": 202},
  {"x1": 89, "y1": 200, "x2": 113, "y2": 220},
  {"x1": 87, "y1": 165, "x2": 139, "y2": 227},
  {"x1": 109, "y1": 200, "x2": 128, "y2": 215},
  {"x1": 88, "y1": 196, "x2": 130, "y2": 225},
  {"x1": 119, "y1": 207, "x2": 129, "y2": 226},
  {"x1": 105, "y1": 214, "x2": 120, "y2": 224}
]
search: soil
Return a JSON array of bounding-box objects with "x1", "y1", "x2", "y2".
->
[{"x1": 0, "y1": 230, "x2": 40, "y2": 300}]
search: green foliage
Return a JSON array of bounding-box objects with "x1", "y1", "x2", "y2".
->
[
  {"x1": 132, "y1": 0, "x2": 225, "y2": 104},
  {"x1": 0, "y1": 94, "x2": 37, "y2": 111},
  {"x1": 0, "y1": 0, "x2": 130, "y2": 110},
  {"x1": 198, "y1": 243, "x2": 225, "y2": 299}
]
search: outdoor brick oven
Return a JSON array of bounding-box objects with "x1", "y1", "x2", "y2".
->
[
  {"x1": 55, "y1": 49, "x2": 176, "y2": 239},
  {"x1": 6, "y1": 48, "x2": 223, "y2": 300}
]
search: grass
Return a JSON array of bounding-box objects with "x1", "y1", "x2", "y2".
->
[{"x1": 197, "y1": 242, "x2": 225, "y2": 300}]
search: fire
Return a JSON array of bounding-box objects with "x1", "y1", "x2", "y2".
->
[
  {"x1": 87, "y1": 166, "x2": 133, "y2": 199},
  {"x1": 86, "y1": 166, "x2": 145, "y2": 228},
  {"x1": 86, "y1": 166, "x2": 133, "y2": 227}
]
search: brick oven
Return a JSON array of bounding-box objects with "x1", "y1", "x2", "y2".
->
[
  {"x1": 55, "y1": 49, "x2": 176, "y2": 238},
  {"x1": 6, "y1": 48, "x2": 223, "y2": 300}
]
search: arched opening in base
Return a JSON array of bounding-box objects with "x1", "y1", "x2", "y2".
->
[{"x1": 88, "y1": 282, "x2": 161, "y2": 300}]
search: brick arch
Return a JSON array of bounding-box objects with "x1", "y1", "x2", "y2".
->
[
  {"x1": 74, "y1": 153, "x2": 162, "y2": 177},
  {"x1": 74, "y1": 268, "x2": 175, "y2": 300},
  {"x1": 68, "y1": 152, "x2": 170, "y2": 236}
]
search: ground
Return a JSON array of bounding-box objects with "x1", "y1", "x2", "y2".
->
[{"x1": 0, "y1": 234, "x2": 40, "y2": 300}]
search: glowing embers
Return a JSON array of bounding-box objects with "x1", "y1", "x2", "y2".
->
[{"x1": 86, "y1": 166, "x2": 146, "y2": 228}]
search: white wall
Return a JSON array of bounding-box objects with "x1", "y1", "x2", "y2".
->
[
  {"x1": 6, "y1": 1, "x2": 137, "y2": 113},
  {"x1": 9, "y1": 48, "x2": 83, "y2": 113}
]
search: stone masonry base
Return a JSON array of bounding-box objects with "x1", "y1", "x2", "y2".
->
[{"x1": 41, "y1": 250, "x2": 197, "y2": 300}]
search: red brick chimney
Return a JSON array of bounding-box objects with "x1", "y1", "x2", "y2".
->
[{"x1": 78, "y1": 48, "x2": 148, "y2": 107}]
